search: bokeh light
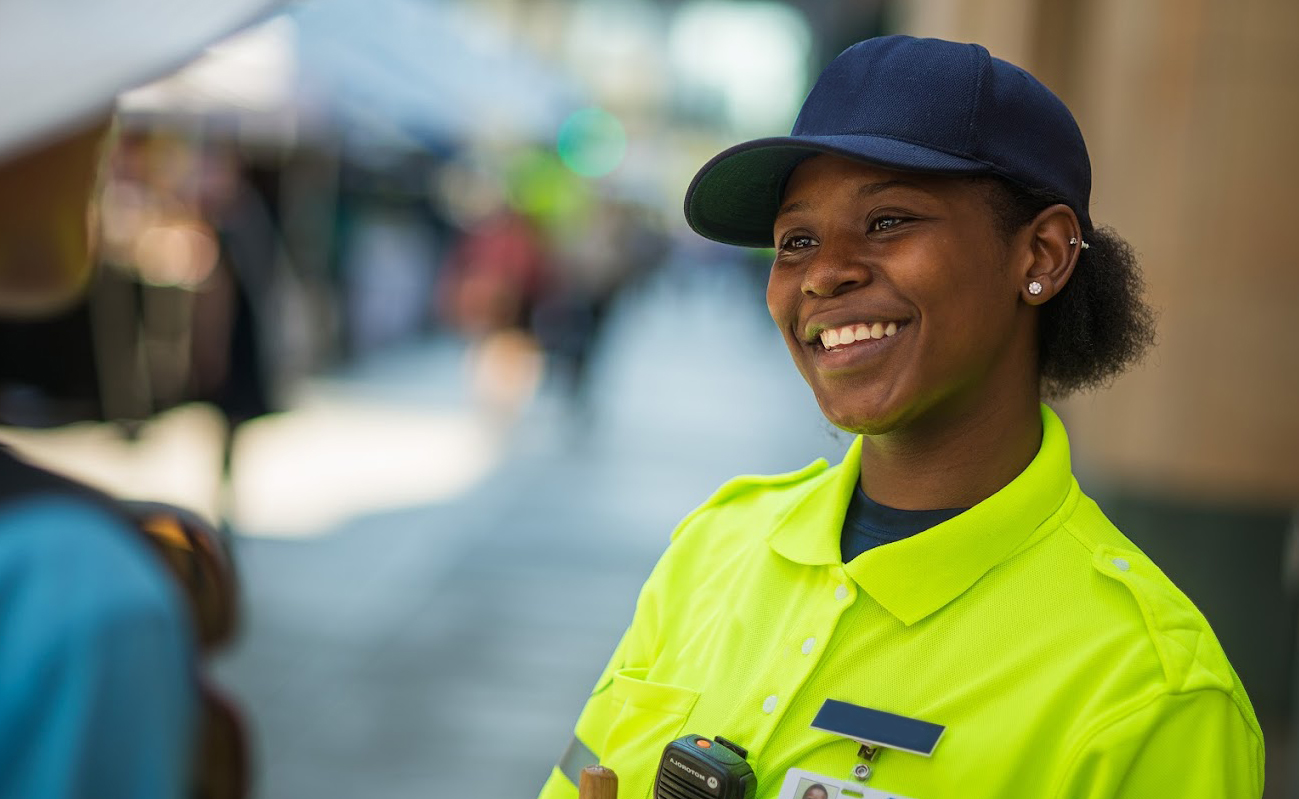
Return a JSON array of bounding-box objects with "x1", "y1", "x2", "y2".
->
[
  {"x1": 668, "y1": 0, "x2": 811, "y2": 136},
  {"x1": 555, "y1": 107, "x2": 628, "y2": 178}
]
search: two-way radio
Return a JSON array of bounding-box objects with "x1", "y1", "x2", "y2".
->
[{"x1": 653, "y1": 734, "x2": 756, "y2": 799}]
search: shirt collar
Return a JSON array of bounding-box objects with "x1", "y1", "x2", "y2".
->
[{"x1": 767, "y1": 404, "x2": 1078, "y2": 626}]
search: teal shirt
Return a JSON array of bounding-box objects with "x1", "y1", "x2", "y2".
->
[{"x1": 0, "y1": 497, "x2": 195, "y2": 799}]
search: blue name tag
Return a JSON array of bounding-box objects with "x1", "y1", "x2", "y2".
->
[{"x1": 810, "y1": 700, "x2": 946, "y2": 757}]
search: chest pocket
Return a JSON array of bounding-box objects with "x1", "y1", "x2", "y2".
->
[{"x1": 598, "y1": 668, "x2": 700, "y2": 799}]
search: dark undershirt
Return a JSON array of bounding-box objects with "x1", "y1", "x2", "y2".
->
[{"x1": 841, "y1": 485, "x2": 968, "y2": 562}]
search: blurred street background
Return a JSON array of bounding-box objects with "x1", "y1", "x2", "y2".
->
[{"x1": 1, "y1": 0, "x2": 1296, "y2": 796}]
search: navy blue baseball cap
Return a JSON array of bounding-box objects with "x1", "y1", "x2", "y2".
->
[{"x1": 684, "y1": 35, "x2": 1092, "y2": 248}]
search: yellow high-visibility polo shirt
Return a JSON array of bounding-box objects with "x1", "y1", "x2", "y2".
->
[{"x1": 538, "y1": 406, "x2": 1263, "y2": 799}]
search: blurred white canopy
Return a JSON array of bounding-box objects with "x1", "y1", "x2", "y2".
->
[
  {"x1": 119, "y1": 0, "x2": 582, "y2": 148},
  {"x1": 118, "y1": 17, "x2": 300, "y2": 142}
]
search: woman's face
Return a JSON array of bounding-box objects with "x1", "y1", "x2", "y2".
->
[
  {"x1": 802, "y1": 786, "x2": 829, "y2": 799},
  {"x1": 767, "y1": 155, "x2": 1036, "y2": 437}
]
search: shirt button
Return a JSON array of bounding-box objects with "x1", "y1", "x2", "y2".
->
[
  {"x1": 802, "y1": 637, "x2": 816, "y2": 655},
  {"x1": 762, "y1": 695, "x2": 779, "y2": 714},
  {"x1": 835, "y1": 584, "x2": 849, "y2": 601},
  {"x1": 1112, "y1": 557, "x2": 1131, "y2": 572}
]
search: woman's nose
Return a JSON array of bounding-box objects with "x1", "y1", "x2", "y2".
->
[{"x1": 801, "y1": 249, "x2": 870, "y2": 297}]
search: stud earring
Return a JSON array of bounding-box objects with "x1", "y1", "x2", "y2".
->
[
  {"x1": 1028, "y1": 281, "x2": 1043, "y2": 296},
  {"x1": 1069, "y1": 237, "x2": 1090, "y2": 250}
]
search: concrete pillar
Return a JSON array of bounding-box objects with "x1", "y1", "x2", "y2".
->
[{"x1": 898, "y1": 2, "x2": 1299, "y2": 793}]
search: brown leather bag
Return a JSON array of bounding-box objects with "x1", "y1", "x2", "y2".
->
[{"x1": 126, "y1": 501, "x2": 248, "y2": 799}]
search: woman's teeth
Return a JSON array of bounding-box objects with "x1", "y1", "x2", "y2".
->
[{"x1": 820, "y1": 321, "x2": 899, "y2": 350}]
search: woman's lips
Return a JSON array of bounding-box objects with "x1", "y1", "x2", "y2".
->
[
  {"x1": 806, "y1": 320, "x2": 908, "y2": 369},
  {"x1": 816, "y1": 320, "x2": 901, "y2": 349}
]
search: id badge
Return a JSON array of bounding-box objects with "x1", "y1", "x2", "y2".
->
[{"x1": 776, "y1": 768, "x2": 917, "y2": 799}]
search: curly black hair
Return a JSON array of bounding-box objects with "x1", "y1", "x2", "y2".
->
[{"x1": 976, "y1": 178, "x2": 1157, "y2": 398}]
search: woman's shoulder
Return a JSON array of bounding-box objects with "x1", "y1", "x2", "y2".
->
[
  {"x1": 1050, "y1": 492, "x2": 1246, "y2": 699},
  {"x1": 666, "y1": 456, "x2": 843, "y2": 547}
]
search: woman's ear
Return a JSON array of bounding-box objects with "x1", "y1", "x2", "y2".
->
[{"x1": 1018, "y1": 203, "x2": 1082, "y2": 305}]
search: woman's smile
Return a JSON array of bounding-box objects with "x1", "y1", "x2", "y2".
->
[{"x1": 805, "y1": 317, "x2": 909, "y2": 371}]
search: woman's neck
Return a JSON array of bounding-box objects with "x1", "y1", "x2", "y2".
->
[{"x1": 856, "y1": 390, "x2": 1043, "y2": 511}]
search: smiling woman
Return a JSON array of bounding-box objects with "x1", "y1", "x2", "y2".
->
[
  {"x1": 538, "y1": 36, "x2": 1262, "y2": 799},
  {"x1": 775, "y1": 165, "x2": 1037, "y2": 418}
]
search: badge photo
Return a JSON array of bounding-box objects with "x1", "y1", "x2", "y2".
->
[{"x1": 775, "y1": 768, "x2": 917, "y2": 799}]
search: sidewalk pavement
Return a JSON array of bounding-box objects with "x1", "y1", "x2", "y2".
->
[{"x1": 212, "y1": 265, "x2": 848, "y2": 799}]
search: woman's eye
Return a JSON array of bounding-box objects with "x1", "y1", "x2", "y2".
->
[
  {"x1": 779, "y1": 234, "x2": 816, "y2": 251},
  {"x1": 869, "y1": 216, "x2": 906, "y2": 232}
]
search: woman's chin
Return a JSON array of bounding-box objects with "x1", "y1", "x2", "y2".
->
[{"x1": 819, "y1": 402, "x2": 904, "y2": 437}]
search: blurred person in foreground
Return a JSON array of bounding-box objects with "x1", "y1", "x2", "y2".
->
[
  {"x1": 0, "y1": 1, "x2": 282, "y2": 797},
  {"x1": 540, "y1": 37, "x2": 1262, "y2": 798}
]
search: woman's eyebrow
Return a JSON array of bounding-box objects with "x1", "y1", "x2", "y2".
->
[
  {"x1": 776, "y1": 178, "x2": 928, "y2": 219},
  {"x1": 858, "y1": 178, "x2": 925, "y2": 197},
  {"x1": 775, "y1": 199, "x2": 810, "y2": 219}
]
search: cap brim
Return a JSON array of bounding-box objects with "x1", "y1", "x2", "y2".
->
[
  {"x1": 0, "y1": 0, "x2": 289, "y2": 160},
  {"x1": 684, "y1": 134, "x2": 993, "y2": 248}
]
